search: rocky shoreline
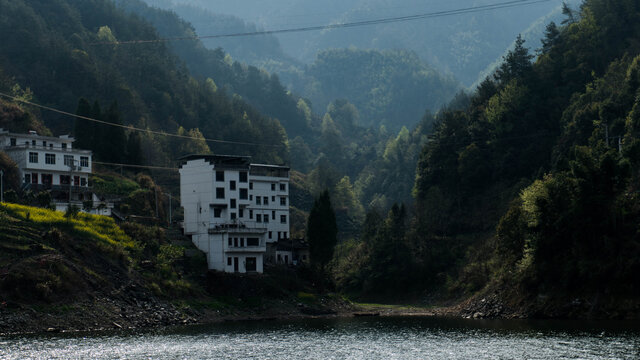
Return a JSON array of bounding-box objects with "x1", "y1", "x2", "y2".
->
[{"x1": 0, "y1": 294, "x2": 456, "y2": 337}]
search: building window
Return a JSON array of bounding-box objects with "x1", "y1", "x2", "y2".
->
[
  {"x1": 60, "y1": 175, "x2": 70, "y2": 185},
  {"x1": 271, "y1": 183, "x2": 276, "y2": 191},
  {"x1": 280, "y1": 197, "x2": 287, "y2": 206},
  {"x1": 281, "y1": 215, "x2": 287, "y2": 224},
  {"x1": 214, "y1": 208, "x2": 222, "y2": 218},
  {"x1": 81, "y1": 178, "x2": 87, "y2": 186},
  {"x1": 228, "y1": 238, "x2": 232, "y2": 246},
  {"x1": 249, "y1": 182, "x2": 253, "y2": 190},
  {"x1": 230, "y1": 199, "x2": 236, "y2": 209},
  {"x1": 247, "y1": 238, "x2": 259, "y2": 246},
  {"x1": 42, "y1": 141, "x2": 46, "y2": 147},
  {"x1": 280, "y1": 183, "x2": 286, "y2": 191},
  {"x1": 216, "y1": 187, "x2": 225, "y2": 199},
  {"x1": 64, "y1": 155, "x2": 74, "y2": 167},
  {"x1": 231, "y1": 212, "x2": 236, "y2": 220},
  {"x1": 250, "y1": 195, "x2": 253, "y2": 201},
  {"x1": 256, "y1": 197, "x2": 261, "y2": 205},
  {"x1": 24, "y1": 174, "x2": 30, "y2": 184},
  {"x1": 284, "y1": 232, "x2": 287, "y2": 239},
  {"x1": 216, "y1": 171, "x2": 224, "y2": 182},
  {"x1": 62, "y1": 143, "x2": 67, "y2": 149},
  {"x1": 80, "y1": 156, "x2": 89, "y2": 167},
  {"x1": 49, "y1": 144, "x2": 53, "y2": 148},
  {"x1": 31, "y1": 140, "x2": 36, "y2": 146},
  {"x1": 264, "y1": 216, "x2": 269, "y2": 223},
  {"x1": 29, "y1": 152, "x2": 38, "y2": 163},
  {"x1": 228, "y1": 257, "x2": 232, "y2": 266},
  {"x1": 230, "y1": 180, "x2": 236, "y2": 191},
  {"x1": 45, "y1": 153, "x2": 55, "y2": 165},
  {"x1": 263, "y1": 197, "x2": 268, "y2": 205},
  {"x1": 256, "y1": 214, "x2": 262, "y2": 223},
  {"x1": 272, "y1": 196, "x2": 275, "y2": 202},
  {"x1": 272, "y1": 211, "x2": 275, "y2": 220},
  {"x1": 240, "y1": 238, "x2": 244, "y2": 247},
  {"x1": 249, "y1": 210, "x2": 253, "y2": 219},
  {"x1": 268, "y1": 231, "x2": 272, "y2": 239},
  {"x1": 32, "y1": 173, "x2": 38, "y2": 184},
  {"x1": 240, "y1": 188, "x2": 248, "y2": 200},
  {"x1": 239, "y1": 209, "x2": 244, "y2": 218},
  {"x1": 239, "y1": 172, "x2": 248, "y2": 183},
  {"x1": 277, "y1": 232, "x2": 281, "y2": 240},
  {"x1": 10, "y1": 138, "x2": 16, "y2": 146}
]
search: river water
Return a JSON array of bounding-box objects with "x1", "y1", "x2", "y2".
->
[{"x1": 1, "y1": 317, "x2": 639, "y2": 359}]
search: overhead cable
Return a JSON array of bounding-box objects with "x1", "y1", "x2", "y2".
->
[
  {"x1": 0, "y1": 92, "x2": 284, "y2": 148},
  {"x1": 89, "y1": 0, "x2": 551, "y2": 45}
]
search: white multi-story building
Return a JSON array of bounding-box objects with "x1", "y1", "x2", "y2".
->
[
  {"x1": 179, "y1": 154, "x2": 290, "y2": 273},
  {"x1": 0, "y1": 128, "x2": 108, "y2": 214}
]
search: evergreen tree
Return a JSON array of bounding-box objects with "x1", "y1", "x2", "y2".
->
[
  {"x1": 493, "y1": 35, "x2": 534, "y2": 85},
  {"x1": 125, "y1": 131, "x2": 143, "y2": 165},
  {"x1": 307, "y1": 190, "x2": 338, "y2": 270},
  {"x1": 73, "y1": 98, "x2": 93, "y2": 150},
  {"x1": 102, "y1": 101, "x2": 127, "y2": 163}
]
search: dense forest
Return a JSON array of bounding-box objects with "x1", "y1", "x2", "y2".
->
[
  {"x1": 332, "y1": 0, "x2": 640, "y2": 313},
  {"x1": 1, "y1": 0, "x2": 640, "y2": 316},
  {"x1": 0, "y1": 0, "x2": 289, "y2": 166}
]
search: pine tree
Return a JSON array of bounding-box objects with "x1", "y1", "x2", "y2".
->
[
  {"x1": 73, "y1": 98, "x2": 93, "y2": 150},
  {"x1": 102, "y1": 101, "x2": 127, "y2": 163},
  {"x1": 307, "y1": 190, "x2": 338, "y2": 270},
  {"x1": 494, "y1": 35, "x2": 534, "y2": 85}
]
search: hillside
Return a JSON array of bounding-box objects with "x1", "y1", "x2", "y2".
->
[
  {"x1": 0, "y1": 0, "x2": 289, "y2": 165},
  {"x1": 0, "y1": 203, "x2": 357, "y2": 334},
  {"x1": 330, "y1": 0, "x2": 640, "y2": 318},
  {"x1": 163, "y1": 0, "x2": 581, "y2": 86}
]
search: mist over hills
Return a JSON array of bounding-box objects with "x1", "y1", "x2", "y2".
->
[{"x1": 151, "y1": 0, "x2": 580, "y2": 87}]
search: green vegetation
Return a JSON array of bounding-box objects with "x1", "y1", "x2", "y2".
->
[
  {"x1": 329, "y1": 0, "x2": 640, "y2": 311},
  {"x1": 0, "y1": 0, "x2": 289, "y2": 165},
  {"x1": 307, "y1": 190, "x2": 338, "y2": 270}
]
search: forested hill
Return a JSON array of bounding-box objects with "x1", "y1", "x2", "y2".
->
[
  {"x1": 334, "y1": 0, "x2": 640, "y2": 317},
  {"x1": 0, "y1": 0, "x2": 289, "y2": 165},
  {"x1": 288, "y1": 48, "x2": 459, "y2": 130},
  {"x1": 162, "y1": 0, "x2": 580, "y2": 86},
  {"x1": 115, "y1": 0, "x2": 459, "y2": 132}
]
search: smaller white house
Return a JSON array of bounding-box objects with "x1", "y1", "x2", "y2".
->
[{"x1": 0, "y1": 128, "x2": 111, "y2": 215}]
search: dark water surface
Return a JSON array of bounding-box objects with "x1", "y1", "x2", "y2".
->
[{"x1": 1, "y1": 317, "x2": 640, "y2": 359}]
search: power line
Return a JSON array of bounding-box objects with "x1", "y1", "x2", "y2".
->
[
  {"x1": 0, "y1": 92, "x2": 284, "y2": 148},
  {"x1": 90, "y1": 0, "x2": 552, "y2": 45}
]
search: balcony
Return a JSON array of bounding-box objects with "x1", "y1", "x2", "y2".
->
[
  {"x1": 224, "y1": 237, "x2": 266, "y2": 253},
  {"x1": 2, "y1": 143, "x2": 91, "y2": 154},
  {"x1": 208, "y1": 221, "x2": 267, "y2": 234}
]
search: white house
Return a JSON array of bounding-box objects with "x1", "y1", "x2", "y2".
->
[
  {"x1": 179, "y1": 154, "x2": 291, "y2": 273},
  {"x1": 0, "y1": 128, "x2": 110, "y2": 214}
]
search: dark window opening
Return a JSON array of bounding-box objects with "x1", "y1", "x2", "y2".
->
[{"x1": 216, "y1": 171, "x2": 224, "y2": 182}]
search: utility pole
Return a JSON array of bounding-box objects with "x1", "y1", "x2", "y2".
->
[
  {"x1": 68, "y1": 161, "x2": 74, "y2": 205},
  {"x1": 154, "y1": 185, "x2": 159, "y2": 219},
  {"x1": 618, "y1": 136, "x2": 622, "y2": 154},
  {"x1": 168, "y1": 192, "x2": 172, "y2": 225}
]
